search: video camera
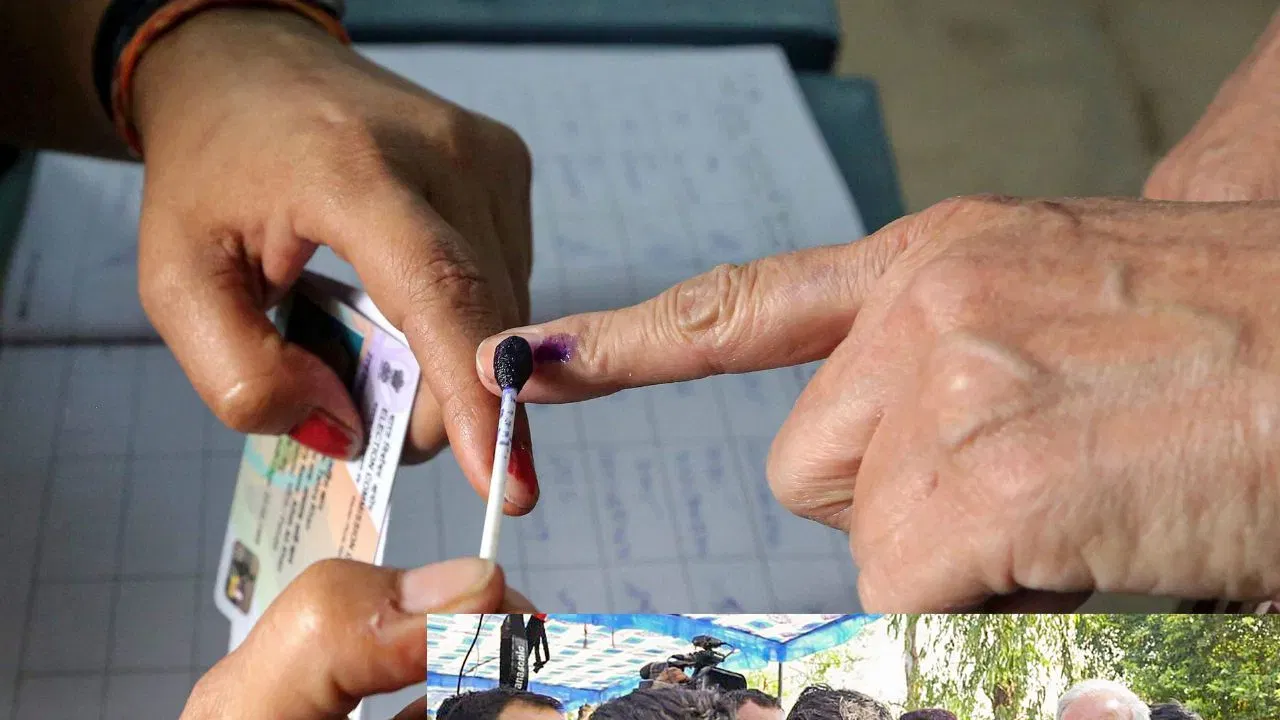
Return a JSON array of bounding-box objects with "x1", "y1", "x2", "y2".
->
[{"x1": 637, "y1": 635, "x2": 747, "y2": 692}]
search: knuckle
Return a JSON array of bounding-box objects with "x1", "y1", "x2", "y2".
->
[
  {"x1": 278, "y1": 559, "x2": 352, "y2": 635},
  {"x1": 210, "y1": 365, "x2": 284, "y2": 434},
  {"x1": 764, "y1": 444, "x2": 803, "y2": 511},
  {"x1": 137, "y1": 257, "x2": 185, "y2": 320},
  {"x1": 887, "y1": 194, "x2": 1019, "y2": 266},
  {"x1": 301, "y1": 122, "x2": 399, "y2": 202},
  {"x1": 921, "y1": 193, "x2": 1018, "y2": 226},
  {"x1": 488, "y1": 120, "x2": 534, "y2": 182},
  {"x1": 440, "y1": 389, "x2": 484, "y2": 442},
  {"x1": 905, "y1": 255, "x2": 986, "y2": 328},
  {"x1": 293, "y1": 558, "x2": 351, "y2": 594},
  {"x1": 431, "y1": 106, "x2": 479, "y2": 171},
  {"x1": 764, "y1": 435, "x2": 847, "y2": 527},
  {"x1": 971, "y1": 444, "x2": 1044, "y2": 514},
  {"x1": 858, "y1": 221, "x2": 912, "y2": 283},
  {"x1": 661, "y1": 262, "x2": 758, "y2": 372},
  {"x1": 419, "y1": 249, "x2": 490, "y2": 301},
  {"x1": 398, "y1": 249, "x2": 498, "y2": 337},
  {"x1": 764, "y1": 434, "x2": 796, "y2": 491},
  {"x1": 1142, "y1": 157, "x2": 1185, "y2": 199},
  {"x1": 186, "y1": 664, "x2": 235, "y2": 708},
  {"x1": 314, "y1": 117, "x2": 382, "y2": 168},
  {"x1": 575, "y1": 311, "x2": 623, "y2": 382}
]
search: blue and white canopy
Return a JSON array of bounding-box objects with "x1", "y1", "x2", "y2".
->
[{"x1": 427, "y1": 614, "x2": 879, "y2": 715}]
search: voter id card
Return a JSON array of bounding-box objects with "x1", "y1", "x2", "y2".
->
[{"x1": 214, "y1": 275, "x2": 419, "y2": 629}]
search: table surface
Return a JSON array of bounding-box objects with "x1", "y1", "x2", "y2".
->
[{"x1": 343, "y1": 0, "x2": 844, "y2": 71}]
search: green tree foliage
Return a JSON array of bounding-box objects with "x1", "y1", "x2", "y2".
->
[
  {"x1": 741, "y1": 643, "x2": 868, "y2": 709},
  {"x1": 1074, "y1": 614, "x2": 1280, "y2": 720},
  {"x1": 742, "y1": 666, "x2": 780, "y2": 698},
  {"x1": 888, "y1": 615, "x2": 1080, "y2": 720}
]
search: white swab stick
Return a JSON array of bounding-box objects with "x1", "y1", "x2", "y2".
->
[{"x1": 479, "y1": 387, "x2": 518, "y2": 560}]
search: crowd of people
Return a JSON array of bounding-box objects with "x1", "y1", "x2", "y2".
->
[{"x1": 435, "y1": 678, "x2": 1205, "y2": 720}]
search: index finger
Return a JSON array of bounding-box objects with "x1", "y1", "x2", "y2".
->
[
  {"x1": 474, "y1": 235, "x2": 902, "y2": 403},
  {"x1": 299, "y1": 182, "x2": 516, "y2": 503}
]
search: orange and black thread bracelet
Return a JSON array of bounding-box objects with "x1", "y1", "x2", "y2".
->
[{"x1": 93, "y1": 0, "x2": 349, "y2": 157}]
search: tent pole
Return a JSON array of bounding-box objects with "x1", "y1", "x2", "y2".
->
[{"x1": 777, "y1": 662, "x2": 783, "y2": 697}]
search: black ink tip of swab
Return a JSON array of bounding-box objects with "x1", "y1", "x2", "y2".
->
[{"x1": 494, "y1": 336, "x2": 535, "y2": 392}]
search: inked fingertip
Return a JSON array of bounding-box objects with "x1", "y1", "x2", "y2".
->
[{"x1": 531, "y1": 333, "x2": 576, "y2": 364}]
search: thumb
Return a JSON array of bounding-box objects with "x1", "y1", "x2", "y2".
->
[
  {"x1": 139, "y1": 215, "x2": 364, "y2": 459},
  {"x1": 183, "y1": 557, "x2": 504, "y2": 720}
]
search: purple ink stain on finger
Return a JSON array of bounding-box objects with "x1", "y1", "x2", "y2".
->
[{"x1": 532, "y1": 334, "x2": 576, "y2": 364}]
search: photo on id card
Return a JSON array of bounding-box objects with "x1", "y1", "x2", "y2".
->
[{"x1": 213, "y1": 276, "x2": 418, "y2": 628}]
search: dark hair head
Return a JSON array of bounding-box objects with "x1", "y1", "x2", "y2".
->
[
  {"x1": 788, "y1": 686, "x2": 893, "y2": 720},
  {"x1": 438, "y1": 688, "x2": 565, "y2": 720},
  {"x1": 593, "y1": 686, "x2": 737, "y2": 720},
  {"x1": 900, "y1": 710, "x2": 957, "y2": 720},
  {"x1": 1149, "y1": 704, "x2": 1202, "y2": 720},
  {"x1": 727, "y1": 690, "x2": 781, "y2": 710}
]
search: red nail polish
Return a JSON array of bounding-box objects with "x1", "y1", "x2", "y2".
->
[
  {"x1": 506, "y1": 416, "x2": 539, "y2": 501},
  {"x1": 289, "y1": 409, "x2": 360, "y2": 459}
]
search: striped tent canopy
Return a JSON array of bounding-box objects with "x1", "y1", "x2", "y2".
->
[{"x1": 427, "y1": 614, "x2": 879, "y2": 716}]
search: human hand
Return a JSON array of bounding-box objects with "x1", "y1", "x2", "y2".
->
[
  {"x1": 475, "y1": 195, "x2": 1280, "y2": 611},
  {"x1": 1144, "y1": 10, "x2": 1280, "y2": 201},
  {"x1": 654, "y1": 668, "x2": 690, "y2": 686},
  {"x1": 131, "y1": 8, "x2": 537, "y2": 511},
  {"x1": 180, "y1": 557, "x2": 532, "y2": 720}
]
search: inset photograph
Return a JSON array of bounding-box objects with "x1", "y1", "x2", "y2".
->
[{"x1": 427, "y1": 613, "x2": 1279, "y2": 719}]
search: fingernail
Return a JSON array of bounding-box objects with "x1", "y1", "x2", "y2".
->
[
  {"x1": 399, "y1": 557, "x2": 497, "y2": 613},
  {"x1": 289, "y1": 409, "x2": 362, "y2": 459},
  {"x1": 504, "y1": 413, "x2": 539, "y2": 510}
]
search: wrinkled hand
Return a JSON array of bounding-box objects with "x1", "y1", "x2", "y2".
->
[
  {"x1": 132, "y1": 8, "x2": 537, "y2": 510},
  {"x1": 1144, "y1": 9, "x2": 1280, "y2": 201},
  {"x1": 476, "y1": 196, "x2": 1280, "y2": 611},
  {"x1": 181, "y1": 557, "x2": 531, "y2": 720}
]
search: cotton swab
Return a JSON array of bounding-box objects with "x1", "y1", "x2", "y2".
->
[{"x1": 479, "y1": 336, "x2": 535, "y2": 561}]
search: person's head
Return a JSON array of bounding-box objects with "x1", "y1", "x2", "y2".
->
[
  {"x1": 1148, "y1": 703, "x2": 1202, "y2": 720},
  {"x1": 787, "y1": 686, "x2": 893, "y2": 720},
  {"x1": 593, "y1": 686, "x2": 736, "y2": 720},
  {"x1": 900, "y1": 710, "x2": 958, "y2": 720},
  {"x1": 1057, "y1": 680, "x2": 1150, "y2": 720},
  {"x1": 438, "y1": 688, "x2": 566, "y2": 720},
  {"x1": 727, "y1": 689, "x2": 783, "y2": 720}
]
